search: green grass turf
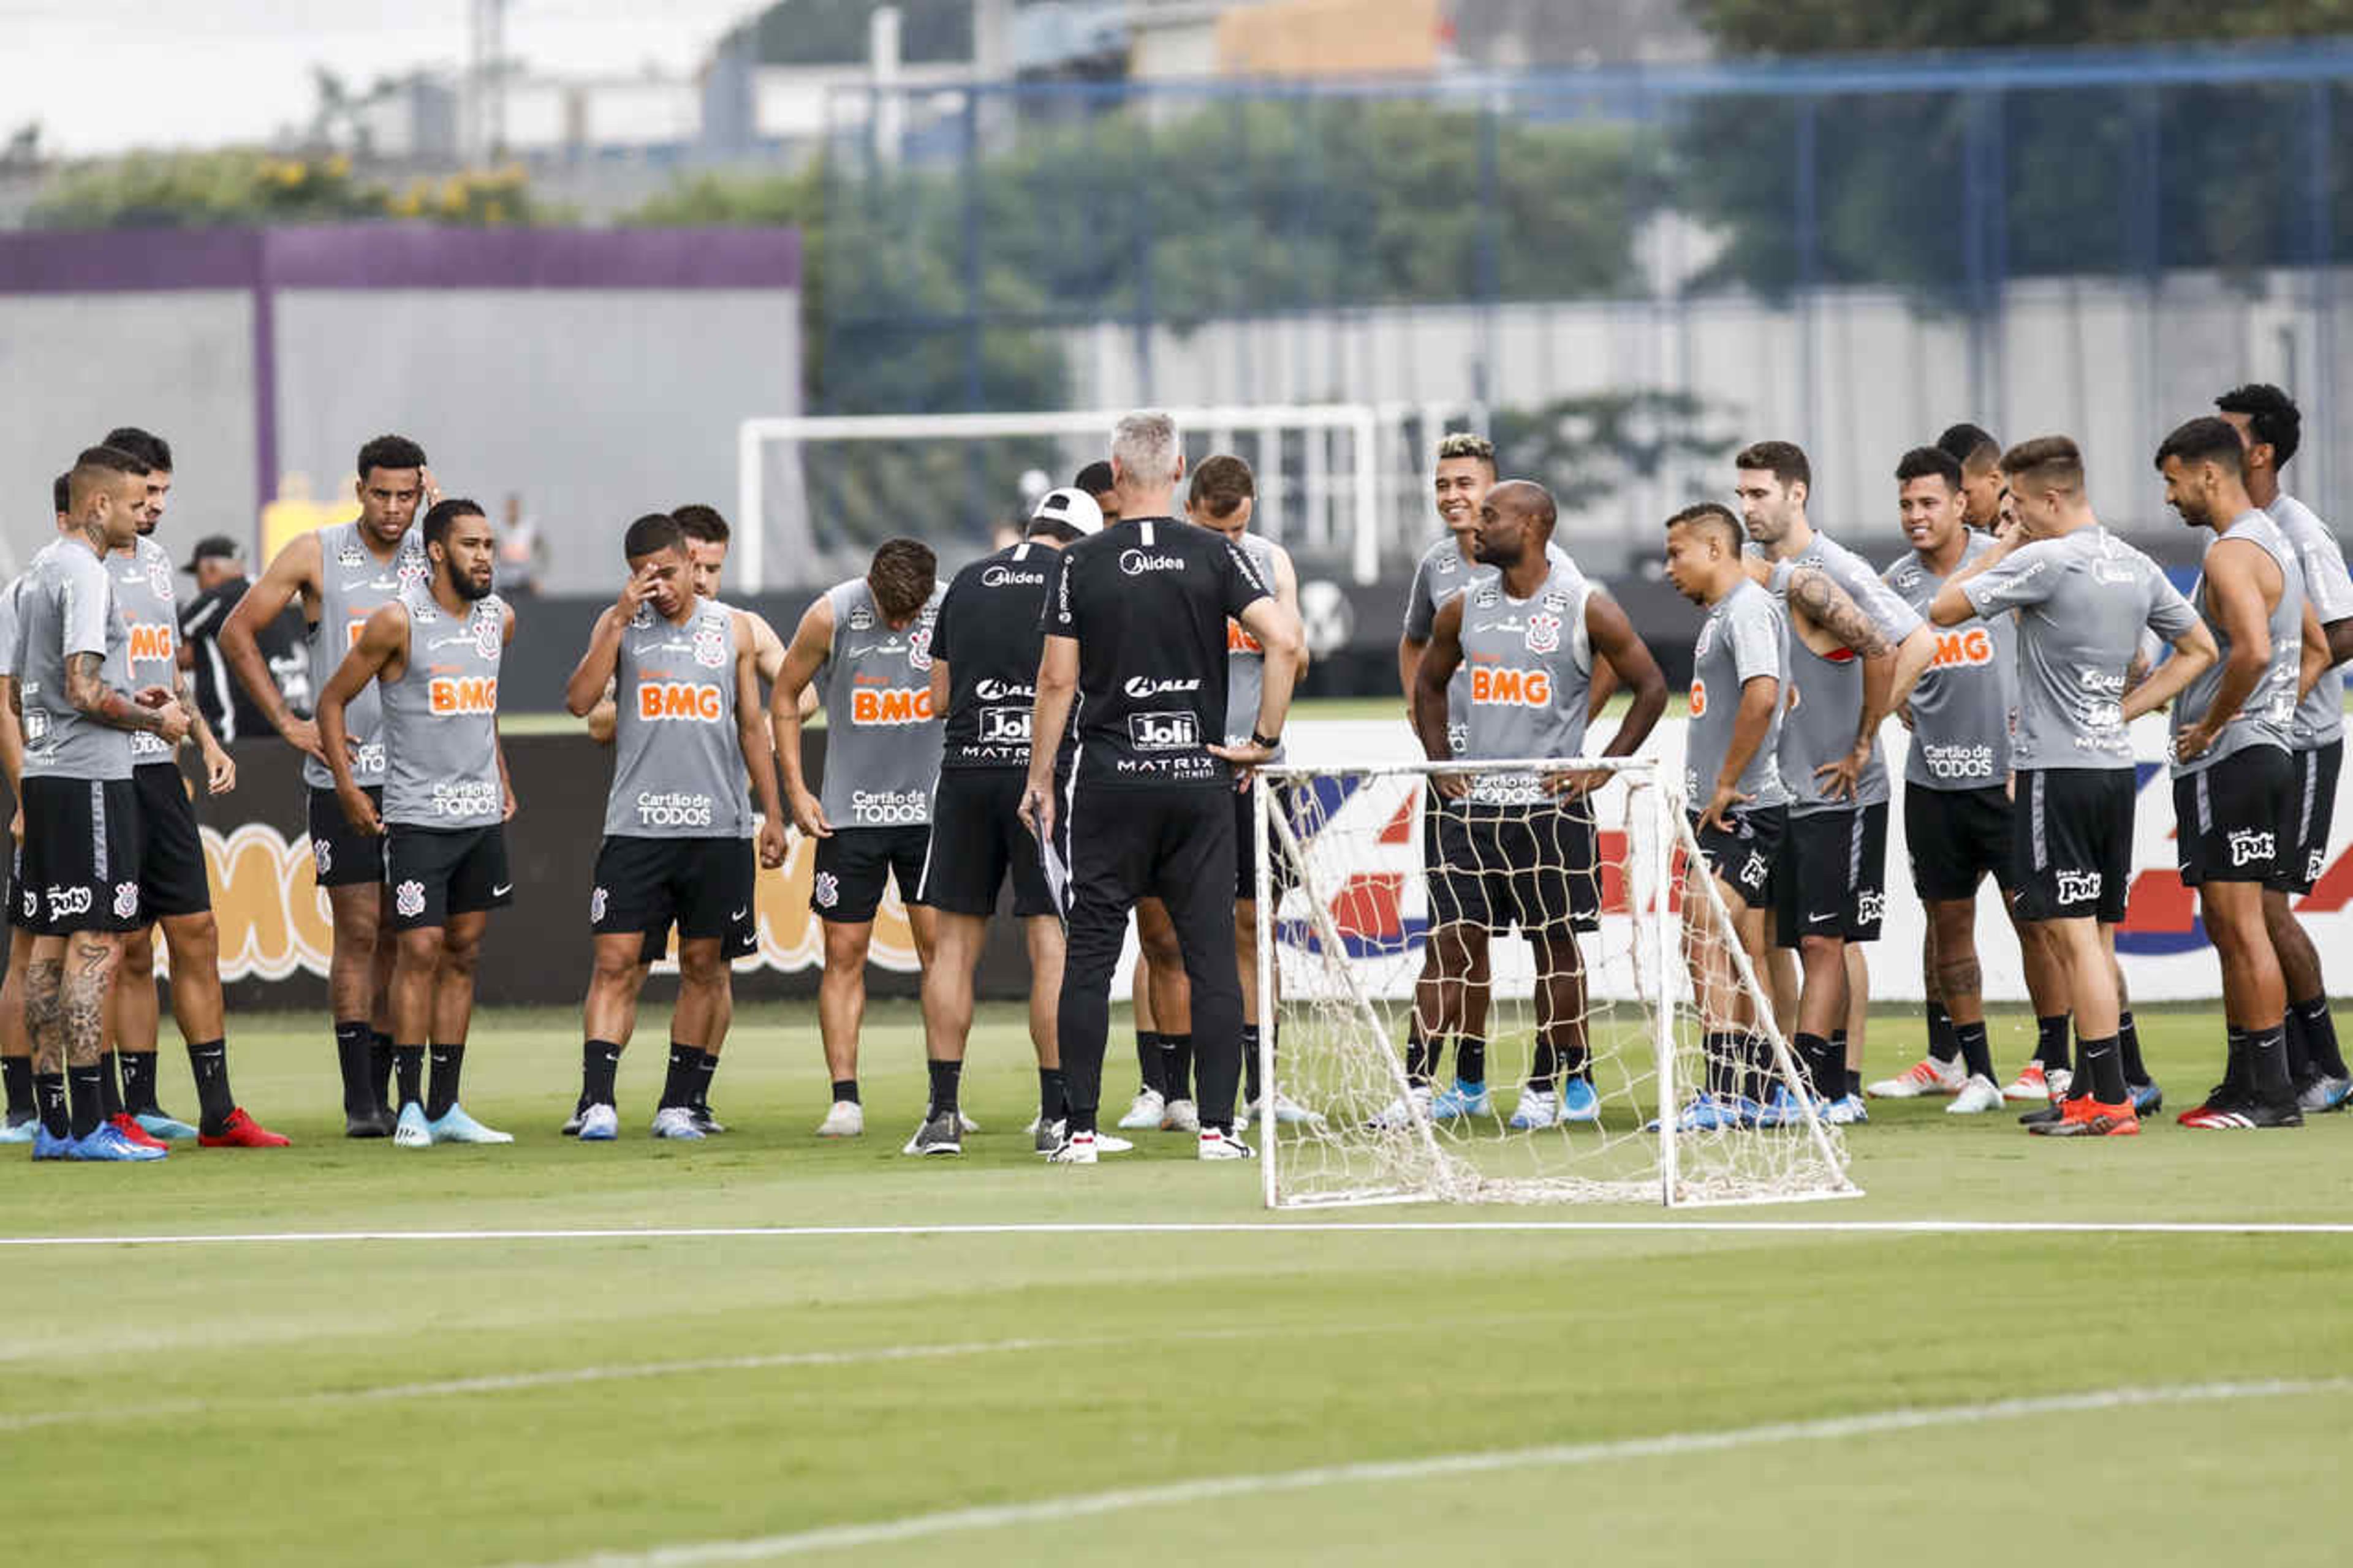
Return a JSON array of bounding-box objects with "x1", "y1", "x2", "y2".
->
[{"x1": 4, "y1": 1001, "x2": 2349, "y2": 1567}]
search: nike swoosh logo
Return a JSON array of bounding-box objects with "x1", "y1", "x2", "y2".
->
[
  {"x1": 729, "y1": 906, "x2": 749, "y2": 920},
  {"x1": 490, "y1": 884, "x2": 513, "y2": 897}
]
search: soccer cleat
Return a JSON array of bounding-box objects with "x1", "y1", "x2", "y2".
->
[
  {"x1": 1160, "y1": 1098, "x2": 1200, "y2": 1133},
  {"x1": 1116, "y1": 1089, "x2": 1167, "y2": 1131},
  {"x1": 1650, "y1": 1094, "x2": 1758, "y2": 1134},
  {"x1": 66, "y1": 1122, "x2": 167, "y2": 1161},
  {"x1": 109, "y1": 1113, "x2": 170, "y2": 1151},
  {"x1": 2176, "y1": 1084, "x2": 2240, "y2": 1126},
  {"x1": 1507, "y1": 1088, "x2": 1563, "y2": 1130},
  {"x1": 0, "y1": 1114, "x2": 37, "y2": 1146},
  {"x1": 1254, "y1": 1089, "x2": 1324, "y2": 1128},
  {"x1": 1368, "y1": 1085, "x2": 1434, "y2": 1131},
  {"x1": 691, "y1": 1104, "x2": 729, "y2": 1135},
  {"x1": 2017, "y1": 1098, "x2": 2067, "y2": 1127},
  {"x1": 1198, "y1": 1127, "x2": 1257, "y2": 1161},
  {"x1": 407, "y1": 1105, "x2": 490, "y2": 1145},
  {"x1": 1034, "y1": 1116, "x2": 1061, "y2": 1155},
  {"x1": 30, "y1": 1124, "x2": 75, "y2": 1159},
  {"x1": 901, "y1": 1108, "x2": 962, "y2": 1156},
  {"x1": 197, "y1": 1108, "x2": 290, "y2": 1148},
  {"x1": 2295, "y1": 1074, "x2": 2352, "y2": 1114},
  {"x1": 649, "y1": 1106, "x2": 704, "y2": 1141},
  {"x1": 2001, "y1": 1064, "x2": 2053, "y2": 1103},
  {"x1": 1752, "y1": 1084, "x2": 1806, "y2": 1129},
  {"x1": 1822, "y1": 1093, "x2": 1870, "y2": 1126},
  {"x1": 576, "y1": 1104, "x2": 620, "y2": 1142},
  {"x1": 2047, "y1": 1068, "x2": 2074, "y2": 1099},
  {"x1": 133, "y1": 1109, "x2": 199, "y2": 1140},
  {"x1": 346, "y1": 1106, "x2": 396, "y2": 1139},
  {"x1": 2180, "y1": 1098, "x2": 2303, "y2": 1130},
  {"x1": 815, "y1": 1100, "x2": 865, "y2": 1138},
  {"x1": 2028, "y1": 1096, "x2": 2139, "y2": 1137},
  {"x1": 1946, "y1": 1074, "x2": 2007, "y2": 1115},
  {"x1": 2129, "y1": 1081, "x2": 2164, "y2": 1117},
  {"x1": 1868, "y1": 1057, "x2": 1967, "y2": 1099},
  {"x1": 1430, "y1": 1080, "x2": 1493, "y2": 1120},
  {"x1": 1048, "y1": 1131, "x2": 1098, "y2": 1164},
  {"x1": 1559, "y1": 1076, "x2": 1602, "y2": 1124},
  {"x1": 560, "y1": 1106, "x2": 586, "y2": 1136}
]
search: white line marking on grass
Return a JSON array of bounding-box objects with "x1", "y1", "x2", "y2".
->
[
  {"x1": 512, "y1": 1377, "x2": 2353, "y2": 1567},
  {"x1": 7, "y1": 1219, "x2": 2353, "y2": 1248}
]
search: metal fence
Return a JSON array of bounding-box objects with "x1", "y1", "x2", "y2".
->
[{"x1": 811, "y1": 41, "x2": 2353, "y2": 574}]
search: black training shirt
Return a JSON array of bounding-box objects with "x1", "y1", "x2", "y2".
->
[
  {"x1": 934, "y1": 539, "x2": 1059, "y2": 771},
  {"x1": 1041, "y1": 515, "x2": 1270, "y2": 792}
]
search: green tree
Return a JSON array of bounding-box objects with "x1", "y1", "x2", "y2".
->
[
  {"x1": 724, "y1": 0, "x2": 970, "y2": 65},
  {"x1": 1687, "y1": 1, "x2": 2353, "y2": 53},
  {"x1": 28, "y1": 151, "x2": 559, "y2": 229}
]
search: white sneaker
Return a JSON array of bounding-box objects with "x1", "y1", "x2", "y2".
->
[
  {"x1": 1263, "y1": 1089, "x2": 1325, "y2": 1127},
  {"x1": 816, "y1": 1100, "x2": 865, "y2": 1138},
  {"x1": 1507, "y1": 1088, "x2": 1564, "y2": 1129},
  {"x1": 1866, "y1": 1056, "x2": 1968, "y2": 1099},
  {"x1": 1160, "y1": 1098, "x2": 1199, "y2": 1132},
  {"x1": 1199, "y1": 1127, "x2": 1257, "y2": 1161},
  {"x1": 1116, "y1": 1089, "x2": 1166, "y2": 1130},
  {"x1": 1049, "y1": 1131, "x2": 1098, "y2": 1164},
  {"x1": 650, "y1": 1105, "x2": 705, "y2": 1140},
  {"x1": 1946, "y1": 1074, "x2": 2006, "y2": 1115},
  {"x1": 1368, "y1": 1085, "x2": 1434, "y2": 1130},
  {"x1": 577, "y1": 1103, "x2": 620, "y2": 1142}
]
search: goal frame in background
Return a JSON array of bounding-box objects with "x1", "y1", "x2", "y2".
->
[
  {"x1": 1251, "y1": 756, "x2": 1857, "y2": 1210},
  {"x1": 735, "y1": 404, "x2": 1385, "y2": 590}
]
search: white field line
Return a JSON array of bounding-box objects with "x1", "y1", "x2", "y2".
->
[
  {"x1": 512, "y1": 1377, "x2": 2353, "y2": 1567},
  {"x1": 5, "y1": 1219, "x2": 2353, "y2": 1248}
]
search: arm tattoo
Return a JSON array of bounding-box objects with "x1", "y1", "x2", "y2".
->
[
  {"x1": 70, "y1": 653, "x2": 170, "y2": 735},
  {"x1": 1787, "y1": 568, "x2": 1893, "y2": 659}
]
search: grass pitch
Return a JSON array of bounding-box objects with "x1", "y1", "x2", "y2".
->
[{"x1": 4, "y1": 1001, "x2": 2350, "y2": 1567}]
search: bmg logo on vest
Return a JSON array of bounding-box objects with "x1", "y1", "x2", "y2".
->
[
  {"x1": 1929, "y1": 626, "x2": 1995, "y2": 668},
  {"x1": 1469, "y1": 665, "x2": 1552, "y2": 707},
  {"x1": 429, "y1": 676, "x2": 498, "y2": 715},
  {"x1": 126, "y1": 623, "x2": 173, "y2": 664},
  {"x1": 637, "y1": 681, "x2": 724, "y2": 722},
  {"x1": 850, "y1": 686, "x2": 933, "y2": 725}
]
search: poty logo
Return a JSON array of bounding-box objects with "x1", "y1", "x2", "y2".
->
[
  {"x1": 1930, "y1": 627, "x2": 1994, "y2": 668},
  {"x1": 1120, "y1": 550, "x2": 1183, "y2": 576},
  {"x1": 2312, "y1": 849, "x2": 2328, "y2": 885},
  {"x1": 2227, "y1": 828, "x2": 2276, "y2": 868},
  {"x1": 429, "y1": 676, "x2": 498, "y2": 715},
  {"x1": 395, "y1": 879, "x2": 425, "y2": 918},
  {"x1": 1124, "y1": 676, "x2": 1200, "y2": 700},
  {"x1": 1855, "y1": 889, "x2": 1885, "y2": 927},
  {"x1": 1740, "y1": 850, "x2": 1769, "y2": 888},
  {"x1": 1469, "y1": 665, "x2": 1552, "y2": 708},
  {"x1": 127, "y1": 622, "x2": 173, "y2": 664},
  {"x1": 44, "y1": 885, "x2": 89, "y2": 922},
  {"x1": 851, "y1": 687, "x2": 933, "y2": 725},
  {"x1": 2055, "y1": 868, "x2": 2103, "y2": 905},
  {"x1": 982, "y1": 565, "x2": 1044, "y2": 588},
  {"x1": 637, "y1": 681, "x2": 723, "y2": 722}
]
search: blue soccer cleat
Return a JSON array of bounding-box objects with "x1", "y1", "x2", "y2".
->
[
  {"x1": 392, "y1": 1102, "x2": 433, "y2": 1149},
  {"x1": 134, "y1": 1110, "x2": 199, "y2": 1141},
  {"x1": 2131, "y1": 1080, "x2": 2167, "y2": 1117},
  {"x1": 1823, "y1": 1093, "x2": 1870, "y2": 1126},
  {"x1": 1754, "y1": 1084, "x2": 1808, "y2": 1129},
  {"x1": 1559, "y1": 1076, "x2": 1602, "y2": 1124},
  {"x1": 1646, "y1": 1094, "x2": 1756, "y2": 1134},
  {"x1": 0, "y1": 1115, "x2": 39, "y2": 1146},
  {"x1": 66, "y1": 1123, "x2": 167, "y2": 1162},
  {"x1": 1429, "y1": 1080, "x2": 1491, "y2": 1121},
  {"x1": 428, "y1": 1105, "x2": 514, "y2": 1145},
  {"x1": 30, "y1": 1124, "x2": 75, "y2": 1160}
]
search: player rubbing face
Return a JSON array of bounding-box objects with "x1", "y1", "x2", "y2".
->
[
  {"x1": 631, "y1": 545, "x2": 692, "y2": 619},
  {"x1": 433, "y1": 510, "x2": 499, "y2": 602},
  {"x1": 1733, "y1": 467, "x2": 1804, "y2": 547},
  {"x1": 1899, "y1": 472, "x2": 1965, "y2": 556}
]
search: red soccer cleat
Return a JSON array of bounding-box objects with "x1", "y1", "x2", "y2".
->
[
  {"x1": 197, "y1": 1107, "x2": 291, "y2": 1148},
  {"x1": 109, "y1": 1112, "x2": 170, "y2": 1151}
]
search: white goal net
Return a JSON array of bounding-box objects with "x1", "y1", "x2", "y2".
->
[{"x1": 1254, "y1": 757, "x2": 1857, "y2": 1208}]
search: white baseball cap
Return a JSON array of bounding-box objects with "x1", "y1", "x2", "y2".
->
[{"x1": 1029, "y1": 487, "x2": 1104, "y2": 536}]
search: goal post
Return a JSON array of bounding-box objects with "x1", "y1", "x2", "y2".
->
[{"x1": 1253, "y1": 756, "x2": 1857, "y2": 1209}]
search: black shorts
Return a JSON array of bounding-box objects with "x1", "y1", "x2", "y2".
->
[
  {"x1": 2174, "y1": 746, "x2": 2294, "y2": 890},
  {"x1": 16, "y1": 776, "x2": 144, "y2": 936},
  {"x1": 1430, "y1": 799, "x2": 1600, "y2": 937},
  {"x1": 1905, "y1": 784, "x2": 2015, "y2": 902},
  {"x1": 913, "y1": 770, "x2": 1053, "y2": 920},
  {"x1": 595, "y1": 836, "x2": 756, "y2": 959},
  {"x1": 1773, "y1": 808, "x2": 1870, "y2": 948},
  {"x1": 309, "y1": 785, "x2": 387, "y2": 888},
  {"x1": 131, "y1": 762, "x2": 211, "y2": 918},
  {"x1": 1689, "y1": 805, "x2": 1784, "y2": 909},
  {"x1": 1233, "y1": 778, "x2": 1299, "y2": 903},
  {"x1": 6, "y1": 843, "x2": 30, "y2": 934},
  {"x1": 813, "y1": 825, "x2": 930, "y2": 925},
  {"x1": 2283, "y1": 741, "x2": 2343, "y2": 895},
  {"x1": 2012, "y1": 768, "x2": 2134, "y2": 923},
  {"x1": 385, "y1": 823, "x2": 513, "y2": 931}
]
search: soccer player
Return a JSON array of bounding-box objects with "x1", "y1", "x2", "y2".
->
[
  {"x1": 2154, "y1": 417, "x2": 2324, "y2": 1129},
  {"x1": 1870, "y1": 447, "x2": 2041, "y2": 1114},
  {"x1": 1663, "y1": 501, "x2": 1789, "y2": 1123},
  {"x1": 222, "y1": 434, "x2": 431, "y2": 1135},
  {"x1": 1936, "y1": 423, "x2": 2006, "y2": 532},
  {"x1": 1932, "y1": 436, "x2": 2216, "y2": 1138},
  {"x1": 1021, "y1": 410, "x2": 1304, "y2": 1164},
  {"x1": 0, "y1": 475, "x2": 70, "y2": 1144},
  {"x1": 2215, "y1": 384, "x2": 2353, "y2": 1111},
  {"x1": 317, "y1": 498, "x2": 516, "y2": 1149},
  {"x1": 97, "y1": 426, "x2": 286, "y2": 1148},
  {"x1": 771, "y1": 539, "x2": 944, "y2": 1138},
  {"x1": 1411, "y1": 480, "x2": 1667, "y2": 1127},
  {"x1": 16, "y1": 446, "x2": 189, "y2": 1161},
  {"x1": 1736, "y1": 441, "x2": 1933, "y2": 1121},
  {"x1": 564, "y1": 513, "x2": 786, "y2": 1141}
]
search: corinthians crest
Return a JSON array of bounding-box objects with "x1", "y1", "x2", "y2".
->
[
  {"x1": 692, "y1": 615, "x2": 730, "y2": 668},
  {"x1": 471, "y1": 601, "x2": 502, "y2": 661},
  {"x1": 1525, "y1": 611, "x2": 1561, "y2": 654}
]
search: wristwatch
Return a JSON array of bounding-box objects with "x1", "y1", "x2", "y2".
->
[{"x1": 1250, "y1": 729, "x2": 1281, "y2": 750}]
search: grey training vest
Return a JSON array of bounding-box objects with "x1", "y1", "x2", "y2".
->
[
  {"x1": 112, "y1": 536, "x2": 182, "y2": 767},
  {"x1": 17, "y1": 538, "x2": 135, "y2": 782},
  {"x1": 1453, "y1": 558, "x2": 1594, "y2": 806},
  {"x1": 1222, "y1": 531, "x2": 1284, "y2": 759},
  {"x1": 2173, "y1": 509, "x2": 2303, "y2": 778},
  {"x1": 306, "y1": 520, "x2": 428, "y2": 790},
  {"x1": 379, "y1": 585, "x2": 507, "y2": 829},
  {"x1": 816, "y1": 578, "x2": 944, "y2": 828},
  {"x1": 604, "y1": 597, "x2": 746, "y2": 839}
]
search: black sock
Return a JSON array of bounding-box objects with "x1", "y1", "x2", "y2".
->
[
  {"x1": 926, "y1": 1058, "x2": 963, "y2": 1117},
  {"x1": 1457, "y1": 1036, "x2": 1488, "y2": 1086},
  {"x1": 1925, "y1": 1001, "x2": 1959, "y2": 1064},
  {"x1": 370, "y1": 1031, "x2": 395, "y2": 1113},
  {"x1": 335, "y1": 1021, "x2": 375, "y2": 1116},
  {"x1": 660, "y1": 1043, "x2": 699, "y2": 1110},
  {"x1": 2284, "y1": 1006, "x2": 2316, "y2": 1083},
  {"x1": 1746, "y1": 1031, "x2": 1776, "y2": 1104},
  {"x1": 2223, "y1": 1025, "x2": 2253, "y2": 1099},
  {"x1": 1526, "y1": 1036, "x2": 1558, "y2": 1091},
  {"x1": 2294, "y1": 994, "x2": 2347, "y2": 1078},
  {"x1": 1, "y1": 1056, "x2": 32, "y2": 1118},
  {"x1": 1702, "y1": 1031, "x2": 1738, "y2": 1100},
  {"x1": 1794, "y1": 1032, "x2": 1836, "y2": 1103},
  {"x1": 1954, "y1": 1020, "x2": 1995, "y2": 1084},
  {"x1": 1241, "y1": 1023, "x2": 1262, "y2": 1105},
  {"x1": 393, "y1": 1045, "x2": 426, "y2": 1110},
  {"x1": 831, "y1": 1078, "x2": 860, "y2": 1105},
  {"x1": 1039, "y1": 1067, "x2": 1067, "y2": 1124},
  {"x1": 2249, "y1": 1023, "x2": 2294, "y2": 1106},
  {"x1": 693, "y1": 1050, "x2": 720, "y2": 1110},
  {"x1": 581, "y1": 1039, "x2": 621, "y2": 1108},
  {"x1": 119, "y1": 1048, "x2": 159, "y2": 1113},
  {"x1": 67, "y1": 1061, "x2": 106, "y2": 1138},
  {"x1": 1830, "y1": 1030, "x2": 1855, "y2": 1099},
  {"x1": 34, "y1": 1071, "x2": 68, "y2": 1138},
  {"x1": 2036, "y1": 1014, "x2": 2072, "y2": 1075},
  {"x1": 1135, "y1": 1030, "x2": 1165, "y2": 1096},
  {"x1": 1162, "y1": 1034, "x2": 1193, "y2": 1102},
  {"x1": 426, "y1": 1044, "x2": 464, "y2": 1120},
  {"x1": 97, "y1": 1051, "x2": 124, "y2": 1118},
  {"x1": 2077, "y1": 1032, "x2": 2128, "y2": 1104},
  {"x1": 1404, "y1": 1021, "x2": 1438, "y2": 1088},
  {"x1": 2117, "y1": 1010, "x2": 2148, "y2": 1088},
  {"x1": 186, "y1": 1040, "x2": 232, "y2": 1127}
]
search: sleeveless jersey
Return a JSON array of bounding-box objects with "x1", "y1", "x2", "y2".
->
[
  {"x1": 17, "y1": 539, "x2": 135, "y2": 782},
  {"x1": 1454, "y1": 559, "x2": 1595, "y2": 806},
  {"x1": 306, "y1": 520, "x2": 429, "y2": 790},
  {"x1": 379, "y1": 586, "x2": 507, "y2": 829},
  {"x1": 1222, "y1": 531, "x2": 1285, "y2": 759},
  {"x1": 1757, "y1": 533, "x2": 1920, "y2": 810},
  {"x1": 816, "y1": 577, "x2": 944, "y2": 827},
  {"x1": 2173, "y1": 509, "x2": 2303, "y2": 779},
  {"x1": 111, "y1": 536, "x2": 182, "y2": 766},
  {"x1": 2268, "y1": 493, "x2": 2353, "y2": 748},
  {"x1": 1686, "y1": 578, "x2": 1787, "y2": 809},
  {"x1": 1404, "y1": 534, "x2": 1578, "y2": 756},
  {"x1": 605, "y1": 597, "x2": 745, "y2": 839},
  {"x1": 1883, "y1": 534, "x2": 2015, "y2": 790}
]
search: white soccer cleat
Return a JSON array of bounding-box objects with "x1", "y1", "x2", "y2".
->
[
  {"x1": 577, "y1": 1104, "x2": 620, "y2": 1142},
  {"x1": 816, "y1": 1100, "x2": 865, "y2": 1138},
  {"x1": 1868, "y1": 1057, "x2": 1967, "y2": 1099},
  {"x1": 1049, "y1": 1131, "x2": 1098, "y2": 1164},
  {"x1": 1116, "y1": 1089, "x2": 1166, "y2": 1130},
  {"x1": 1257, "y1": 1089, "x2": 1324, "y2": 1127},
  {"x1": 1198, "y1": 1127, "x2": 1257, "y2": 1161},
  {"x1": 1368, "y1": 1085, "x2": 1434, "y2": 1131},
  {"x1": 1160, "y1": 1098, "x2": 1200, "y2": 1132},
  {"x1": 650, "y1": 1105, "x2": 705, "y2": 1140},
  {"x1": 2001, "y1": 1063, "x2": 2053, "y2": 1102},
  {"x1": 1946, "y1": 1074, "x2": 2006, "y2": 1115},
  {"x1": 1507, "y1": 1088, "x2": 1564, "y2": 1130}
]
